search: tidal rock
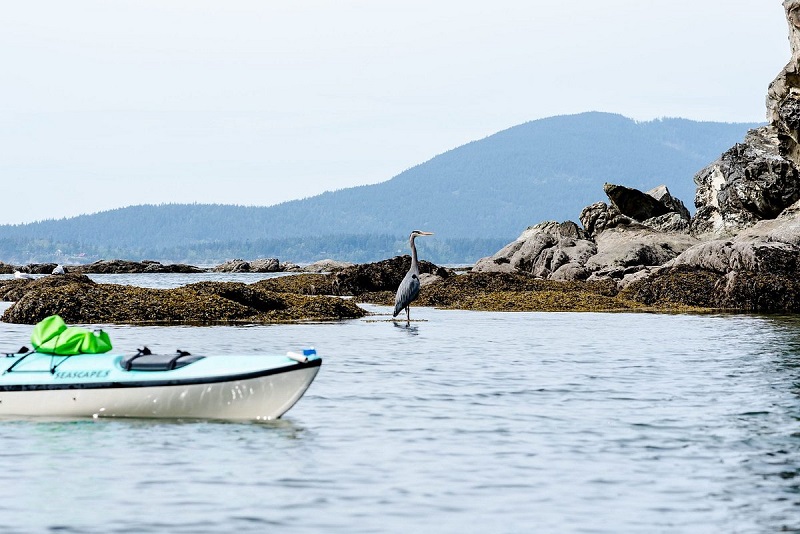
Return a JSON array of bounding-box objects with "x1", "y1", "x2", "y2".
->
[
  {"x1": 622, "y1": 264, "x2": 800, "y2": 312},
  {"x1": 301, "y1": 259, "x2": 355, "y2": 273},
  {"x1": 669, "y1": 239, "x2": 800, "y2": 275},
  {"x1": 331, "y1": 256, "x2": 452, "y2": 295},
  {"x1": 1, "y1": 276, "x2": 366, "y2": 324},
  {"x1": 24, "y1": 263, "x2": 59, "y2": 275},
  {"x1": 212, "y1": 258, "x2": 280, "y2": 273},
  {"x1": 472, "y1": 221, "x2": 596, "y2": 280},
  {"x1": 73, "y1": 259, "x2": 205, "y2": 274},
  {"x1": 410, "y1": 272, "x2": 629, "y2": 312}
]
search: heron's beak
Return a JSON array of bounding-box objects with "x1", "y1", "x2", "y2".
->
[{"x1": 419, "y1": 231, "x2": 434, "y2": 236}]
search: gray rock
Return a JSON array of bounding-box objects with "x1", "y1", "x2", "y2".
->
[
  {"x1": 641, "y1": 212, "x2": 690, "y2": 234},
  {"x1": 473, "y1": 221, "x2": 597, "y2": 280},
  {"x1": 767, "y1": 1, "x2": 800, "y2": 141},
  {"x1": 603, "y1": 183, "x2": 671, "y2": 221},
  {"x1": 670, "y1": 239, "x2": 800, "y2": 275},
  {"x1": 580, "y1": 185, "x2": 690, "y2": 237},
  {"x1": 691, "y1": 127, "x2": 800, "y2": 238},
  {"x1": 301, "y1": 259, "x2": 355, "y2": 273},
  {"x1": 579, "y1": 202, "x2": 634, "y2": 237},
  {"x1": 646, "y1": 185, "x2": 691, "y2": 222},
  {"x1": 213, "y1": 258, "x2": 280, "y2": 273},
  {"x1": 584, "y1": 227, "x2": 699, "y2": 276}
]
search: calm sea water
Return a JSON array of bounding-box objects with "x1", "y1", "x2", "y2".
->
[{"x1": 0, "y1": 273, "x2": 798, "y2": 533}]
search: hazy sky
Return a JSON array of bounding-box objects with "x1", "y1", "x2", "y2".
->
[{"x1": 0, "y1": 1, "x2": 789, "y2": 224}]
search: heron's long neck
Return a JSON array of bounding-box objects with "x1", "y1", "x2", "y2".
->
[{"x1": 410, "y1": 236, "x2": 419, "y2": 273}]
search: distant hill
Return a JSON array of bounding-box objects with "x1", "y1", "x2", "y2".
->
[{"x1": 0, "y1": 112, "x2": 759, "y2": 264}]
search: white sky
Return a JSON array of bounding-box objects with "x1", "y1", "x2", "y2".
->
[{"x1": 0, "y1": 0, "x2": 790, "y2": 224}]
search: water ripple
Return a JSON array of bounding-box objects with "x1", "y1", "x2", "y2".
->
[{"x1": 0, "y1": 303, "x2": 798, "y2": 532}]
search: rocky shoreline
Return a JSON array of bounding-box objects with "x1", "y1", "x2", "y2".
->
[
  {"x1": 3, "y1": 3, "x2": 800, "y2": 324},
  {"x1": 0, "y1": 258, "x2": 355, "y2": 275}
]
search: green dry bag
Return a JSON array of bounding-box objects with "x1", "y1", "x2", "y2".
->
[{"x1": 31, "y1": 315, "x2": 112, "y2": 355}]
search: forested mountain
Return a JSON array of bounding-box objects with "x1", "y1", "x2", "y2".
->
[{"x1": 0, "y1": 112, "x2": 758, "y2": 264}]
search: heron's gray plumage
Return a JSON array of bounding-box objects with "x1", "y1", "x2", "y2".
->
[{"x1": 393, "y1": 230, "x2": 433, "y2": 321}]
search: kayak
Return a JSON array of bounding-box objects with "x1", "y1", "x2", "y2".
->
[{"x1": 0, "y1": 347, "x2": 321, "y2": 421}]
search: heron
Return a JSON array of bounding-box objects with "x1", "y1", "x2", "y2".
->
[{"x1": 393, "y1": 230, "x2": 434, "y2": 322}]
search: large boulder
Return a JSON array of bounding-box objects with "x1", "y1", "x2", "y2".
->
[
  {"x1": 473, "y1": 221, "x2": 596, "y2": 281},
  {"x1": 584, "y1": 227, "x2": 699, "y2": 280},
  {"x1": 73, "y1": 259, "x2": 205, "y2": 274},
  {"x1": 691, "y1": 127, "x2": 800, "y2": 238},
  {"x1": 604, "y1": 183, "x2": 671, "y2": 221},
  {"x1": 580, "y1": 184, "x2": 690, "y2": 237},
  {"x1": 301, "y1": 259, "x2": 355, "y2": 273},
  {"x1": 212, "y1": 258, "x2": 281, "y2": 273},
  {"x1": 579, "y1": 202, "x2": 634, "y2": 237}
]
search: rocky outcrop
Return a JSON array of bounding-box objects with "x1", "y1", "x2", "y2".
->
[
  {"x1": 212, "y1": 258, "x2": 280, "y2": 273},
  {"x1": 691, "y1": 127, "x2": 800, "y2": 238},
  {"x1": 617, "y1": 1, "x2": 800, "y2": 310},
  {"x1": 0, "y1": 273, "x2": 366, "y2": 324},
  {"x1": 473, "y1": 221, "x2": 596, "y2": 280},
  {"x1": 692, "y1": 2, "x2": 800, "y2": 239},
  {"x1": 768, "y1": 1, "x2": 800, "y2": 150},
  {"x1": 475, "y1": 185, "x2": 694, "y2": 283}
]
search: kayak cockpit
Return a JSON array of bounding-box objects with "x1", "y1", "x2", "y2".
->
[{"x1": 120, "y1": 347, "x2": 205, "y2": 372}]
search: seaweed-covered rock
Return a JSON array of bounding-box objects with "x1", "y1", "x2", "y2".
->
[
  {"x1": 212, "y1": 258, "x2": 281, "y2": 273},
  {"x1": 621, "y1": 264, "x2": 800, "y2": 312},
  {"x1": 252, "y1": 274, "x2": 339, "y2": 295},
  {"x1": 0, "y1": 273, "x2": 95, "y2": 302},
  {"x1": 1, "y1": 276, "x2": 365, "y2": 324},
  {"x1": 301, "y1": 259, "x2": 354, "y2": 273},
  {"x1": 73, "y1": 260, "x2": 205, "y2": 274},
  {"x1": 331, "y1": 256, "x2": 452, "y2": 295},
  {"x1": 414, "y1": 272, "x2": 634, "y2": 312}
]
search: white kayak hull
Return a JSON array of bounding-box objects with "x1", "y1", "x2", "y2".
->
[{"x1": 0, "y1": 351, "x2": 322, "y2": 421}]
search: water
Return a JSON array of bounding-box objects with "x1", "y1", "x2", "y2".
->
[{"x1": 0, "y1": 274, "x2": 798, "y2": 533}]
